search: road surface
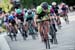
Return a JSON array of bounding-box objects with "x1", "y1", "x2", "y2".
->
[{"x1": 1, "y1": 12, "x2": 75, "y2": 50}]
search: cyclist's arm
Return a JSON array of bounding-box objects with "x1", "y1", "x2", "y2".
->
[
  {"x1": 15, "y1": 17, "x2": 18, "y2": 24},
  {"x1": 24, "y1": 13, "x2": 28, "y2": 24},
  {"x1": 34, "y1": 14, "x2": 38, "y2": 26},
  {"x1": 47, "y1": 13, "x2": 50, "y2": 19},
  {"x1": 14, "y1": 14, "x2": 18, "y2": 24}
]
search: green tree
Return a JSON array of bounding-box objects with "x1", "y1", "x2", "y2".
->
[
  {"x1": 63, "y1": 0, "x2": 75, "y2": 6},
  {"x1": 20, "y1": 0, "x2": 62, "y2": 8}
]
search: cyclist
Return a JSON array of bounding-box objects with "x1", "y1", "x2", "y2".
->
[
  {"x1": 25, "y1": 10, "x2": 35, "y2": 22},
  {"x1": 34, "y1": 2, "x2": 50, "y2": 41},
  {"x1": 34, "y1": 2, "x2": 51, "y2": 49},
  {"x1": 51, "y1": 2, "x2": 61, "y2": 29},
  {"x1": 7, "y1": 12, "x2": 18, "y2": 41},
  {"x1": 60, "y1": 3, "x2": 67, "y2": 15},
  {"x1": 8, "y1": 12, "x2": 17, "y2": 33},
  {"x1": 3, "y1": 13, "x2": 10, "y2": 34},
  {"x1": 49, "y1": 4, "x2": 58, "y2": 44},
  {"x1": 24, "y1": 8, "x2": 28, "y2": 13},
  {"x1": 50, "y1": 4, "x2": 57, "y2": 32},
  {"x1": 15, "y1": 8, "x2": 24, "y2": 24},
  {"x1": 15, "y1": 8, "x2": 28, "y2": 40},
  {"x1": 59, "y1": 3, "x2": 69, "y2": 24},
  {"x1": 25, "y1": 10, "x2": 36, "y2": 39}
]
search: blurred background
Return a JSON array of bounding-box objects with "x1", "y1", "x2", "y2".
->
[{"x1": 0, "y1": 0, "x2": 75, "y2": 12}]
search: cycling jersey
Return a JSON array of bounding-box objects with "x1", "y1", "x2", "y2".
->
[
  {"x1": 61, "y1": 6, "x2": 67, "y2": 12},
  {"x1": 36, "y1": 6, "x2": 50, "y2": 19},
  {"x1": 52, "y1": 5, "x2": 59, "y2": 16},
  {"x1": 8, "y1": 15, "x2": 14, "y2": 20},
  {"x1": 15, "y1": 13, "x2": 24, "y2": 22},
  {"x1": 8, "y1": 15, "x2": 16, "y2": 26},
  {"x1": 50, "y1": 8, "x2": 55, "y2": 16},
  {"x1": 52, "y1": 6, "x2": 59, "y2": 13},
  {"x1": 25, "y1": 12, "x2": 35, "y2": 21},
  {"x1": 50, "y1": 8, "x2": 55, "y2": 13}
]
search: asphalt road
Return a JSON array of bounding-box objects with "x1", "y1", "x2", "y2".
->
[{"x1": 1, "y1": 12, "x2": 75, "y2": 50}]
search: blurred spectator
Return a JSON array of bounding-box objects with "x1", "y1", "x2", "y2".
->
[
  {"x1": 73, "y1": 6, "x2": 75, "y2": 11},
  {"x1": 69, "y1": 6, "x2": 73, "y2": 12}
]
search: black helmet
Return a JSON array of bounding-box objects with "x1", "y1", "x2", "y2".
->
[
  {"x1": 41, "y1": 2, "x2": 48, "y2": 10},
  {"x1": 27, "y1": 10, "x2": 32, "y2": 15},
  {"x1": 24, "y1": 9, "x2": 27, "y2": 13}
]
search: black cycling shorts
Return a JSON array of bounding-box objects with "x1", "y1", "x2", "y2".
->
[
  {"x1": 26, "y1": 17, "x2": 33, "y2": 21},
  {"x1": 18, "y1": 17, "x2": 24, "y2": 22},
  {"x1": 55, "y1": 13, "x2": 59, "y2": 16},
  {"x1": 9, "y1": 19, "x2": 16, "y2": 26}
]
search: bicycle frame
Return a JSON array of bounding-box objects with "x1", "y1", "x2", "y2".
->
[{"x1": 37, "y1": 20, "x2": 50, "y2": 49}]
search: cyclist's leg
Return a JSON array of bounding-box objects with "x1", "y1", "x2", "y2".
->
[
  {"x1": 50, "y1": 16, "x2": 58, "y2": 44},
  {"x1": 65, "y1": 13, "x2": 69, "y2": 24},
  {"x1": 13, "y1": 25, "x2": 17, "y2": 41},
  {"x1": 50, "y1": 15, "x2": 57, "y2": 32},
  {"x1": 11, "y1": 19, "x2": 17, "y2": 32},
  {"x1": 3, "y1": 22, "x2": 10, "y2": 34},
  {"x1": 43, "y1": 21, "x2": 50, "y2": 49},
  {"x1": 49, "y1": 24, "x2": 55, "y2": 43},
  {"x1": 22, "y1": 21, "x2": 29, "y2": 39},
  {"x1": 25, "y1": 22, "x2": 29, "y2": 31},
  {"x1": 31, "y1": 20, "x2": 37, "y2": 39},
  {"x1": 57, "y1": 17, "x2": 61, "y2": 25},
  {"x1": 38, "y1": 22, "x2": 44, "y2": 41},
  {"x1": 43, "y1": 21, "x2": 49, "y2": 40},
  {"x1": 21, "y1": 19, "x2": 29, "y2": 40},
  {"x1": 55, "y1": 13, "x2": 60, "y2": 21},
  {"x1": 56, "y1": 14, "x2": 61, "y2": 29},
  {"x1": 27, "y1": 20, "x2": 36, "y2": 39},
  {"x1": 10, "y1": 20, "x2": 17, "y2": 40},
  {"x1": 52, "y1": 24, "x2": 57, "y2": 32},
  {"x1": 8, "y1": 23, "x2": 14, "y2": 40},
  {"x1": 17, "y1": 18, "x2": 24, "y2": 31}
]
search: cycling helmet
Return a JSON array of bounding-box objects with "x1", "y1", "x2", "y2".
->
[
  {"x1": 52, "y1": 2, "x2": 56, "y2": 5},
  {"x1": 27, "y1": 10, "x2": 32, "y2": 15},
  {"x1": 15, "y1": 9, "x2": 22, "y2": 14},
  {"x1": 41, "y1": 2, "x2": 48, "y2": 10},
  {"x1": 24, "y1": 8, "x2": 27, "y2": 13},
  {"x1": 61, "y1": 3, "x2": 65, "y2": 6},
  {"x1": 8, "y1": 15, "x2": 14, "y2": 20}
]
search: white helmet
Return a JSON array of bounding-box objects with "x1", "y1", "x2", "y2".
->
[
  {"x1": 61, "y1": 3, "x2": 65, "y2": 5},
  {"x1": 52, "y1": 2, "x2": 56, "y2": 5}
]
